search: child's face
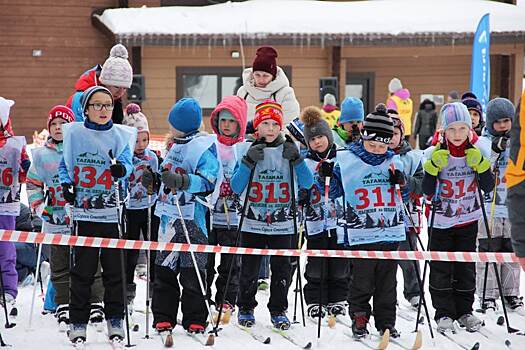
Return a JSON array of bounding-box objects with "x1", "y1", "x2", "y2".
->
[
  {"x1": 363, "y1": 140, "x2": 388, "y2": 155},
  {"x1": 105, "y1": 84, "x2": 127, "y2": 100},
  {"x1": 219, "y1": 118, "x2": 239, "y2": 137},
  {"x1": 86, "y1": 92, "x2": 113, "y2": 125},
  {"x1": 49, "y1": 118, "x2": 67, "y2": 141},
  {"x1": 135, "y1": 131, "x2": 149, "y2": 154},
  {"x1": 444, "y1": 123, "x2": 470, "y2": 146},
  {"x1": 388, "y1": 128, "x2": 402, "y2": 150},
  {"x1": 342, "y1": 121, "x2": 362, "y2": 132},
  {"x1": 469, "y1": 110, "x2": 481, "y2": 128},
  {"x1": 257, "y1": 120, "x2": 280, "y2": 143},
  {"x1": 493, "y1": 118, "x2": 512, "y2": 134},
  {"x1": 308, "y1": 135, "x2": 329, "y2": 154},
  {"x1": 253, "y1": 71, "x2": 273, "y2": 88}
]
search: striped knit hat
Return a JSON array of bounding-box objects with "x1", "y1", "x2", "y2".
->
[
  {"x1": 253, "y1": 100, "x2": 283, "y2": 130},
  {"x1": 362, "y1": 103, "x2": 394, "y2": 144}
]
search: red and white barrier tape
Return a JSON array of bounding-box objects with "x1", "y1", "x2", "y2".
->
[{"x1": 0, "y1": 229, "x2": 520, "y2": 264}]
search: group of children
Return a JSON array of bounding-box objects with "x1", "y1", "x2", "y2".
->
[{"x1": 0, "y1": 58, "x2": 523, "y2": 346}]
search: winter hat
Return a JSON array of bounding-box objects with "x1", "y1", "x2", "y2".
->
[
  {"x1": 168, "y1": 98, "x2": 202, "y2": 134},
  {"x1": 80, "y1": 86, "x2": 114, "y2": 116},
  {"x1": 388, "y1": 78, "x2": 403, "y2": 93},
  {"x1": 486, "y1": 97, "x2": 515, "y2": 135},
  {"x1": 252, "y1": 46, "x2": 278, "y2": 78},
  {"x1": 253, "y1": 100, "x2": 283, "y2": 130},
  {"x1": 461, "y1": 92, "x2": 483, "y2": 119},
  {"x1": 0, "y1": 96, "x2": 15, "y2": 127},
  {"x1": 210, "y1": 96, "x2": 247, "y2": 146},
  {"x1": 339, "y1": 97, "x2": 364, "y2": 124},
  {"x1": 100, "y1": 44, "x2": 133, "y2": 88},
  {"x1": 448, "y1": 90, "x2": 460, "y2": 101},
  {"x1": 323, "y1": 93, "x2": 337, "y2": 107},
  {"x1": 362, "y1": 103, "x2": 394, "y2": 144},
  {"x1": 387, "y1": 108, "x2": 405, "y2": 138},
  {"x1": 286, "y1": 117, "x2": 306, "y2": 147},
  {"x1": 440, "y1": 102, "x2": 472, "y2": 130},
  {"x1": 300, "y1": 106, "x2": 334, "y2": 148},
  {"x1": 123, "y1": 103, "x2": 150, "y2": 134},
  {"x1": 47, "y1": 105, "x2": 75, "y2": 130}
]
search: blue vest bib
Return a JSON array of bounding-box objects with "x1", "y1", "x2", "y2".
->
[
  {"x1": 212, "y1": 142, "x2": 241, "y2": 228},
  {"x1": 62, "y1": 122, "x2": 137, "y2": 223},
  {"x1": 337, "y1": 151, "x2": 406, "y2": 245},
  {"x1": 0, "y1": 136, "x2": 25, "y2": 216}
]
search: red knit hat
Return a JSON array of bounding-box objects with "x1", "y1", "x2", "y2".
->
[
  {"x1": 254, "y1": 100, "x2": 283, "y2": 130},
  {"x1": 252, "y1": 46, "x2": 278, "y2": 77},
  {"x1": 48, "y1": 105, "x2": 75, "y2": 130}
]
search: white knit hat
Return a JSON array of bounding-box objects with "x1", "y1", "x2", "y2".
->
[
  {"x1": 100, "y1": 44, "x2": 133, "y2": 88},
  {"x1": 0, "y1": 97, "x2": 14, "y2": 126},
  {"x1": 388, "y1": 78, "x2": 403, "y2": 93},
  {"x1": 123, "y1": 103, "x2": 149, "y2": 134}
]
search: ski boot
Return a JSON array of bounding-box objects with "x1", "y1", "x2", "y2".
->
[
  {"x1": 479, "y1": 298, "x2": 497, "y2": 313},
  {"x1": 214, "y1": 302, "x2": 234, "y2": 325},
  {"x1": 238, "y1": 308, "x2": 255, "y2": 327},
  {"x1": 271, "y1": 312, "x2": 291, "y2": 330},
  {"x1": 351, "y1": 312, "x2": 369, "y2": 339},
  {"x1": 380, "y1": 325, "x2": 400, "y2": 338},
  {"x1": 504, "y1": 296, "x2": 525, "y2": 315},
  {"x1": 68, "y1": 323, "x2": 87, "y2": 346},
  {"x1": 89, "y1": 302, "x2": 105, "y2": 332},
  {"x1": 307, "y1": 304, "x2": 327, "y2": 322},
  {"x1": 457, "y1": 313, "x2": 483, "y2": 332},
  {"x1": 327, "y1": 301, "x2": 347, "y2": 317},
  {"x1": 187, "y1": 324, "x2": 206, "y2": 334},
  {"x1": 409, "y1": 296, "x2": 420, "y2": 310},
  {"x1": 107, "y1": 318, "x2": 125, "y2": 342},
  {"x1": 436, "y1": 316, "x2": 456, "y2": 333},
  {"x1": 156, "y1": 322, "x2": 174, "y2": 347},
  {"x1": 56, "y1": 304, "x2": 69, "y2": 332},
  {"x1": 257, "y1": 279, "x2": 269, "y2": 291}
]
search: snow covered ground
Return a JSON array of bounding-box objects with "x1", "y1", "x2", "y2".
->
[{"x1": 4, "y1": 255, "x2": 525, "y2": 349}]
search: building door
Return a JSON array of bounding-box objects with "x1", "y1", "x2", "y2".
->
[{"x1": 345, "y1": 73, "x2": 375, "y2": 115}]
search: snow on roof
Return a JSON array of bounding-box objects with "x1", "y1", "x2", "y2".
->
[{"x1": 96, "y1": 0, "x2": 525, "y2": 41}]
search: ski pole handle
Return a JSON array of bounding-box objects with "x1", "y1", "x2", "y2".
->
[{"x1": 324, "y1": 176, "x2": 330, "y2": 206}]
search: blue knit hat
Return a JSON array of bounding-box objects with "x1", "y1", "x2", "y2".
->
[
  {"x1": 440, "y1": 102, "x2": 472, "y2": 130},
  {"x1": 168, "y1": 98, "x2": 202, "y2": 134},
  {"x1": 339, "y1": 97, "x2": 364, "y2": 124}
]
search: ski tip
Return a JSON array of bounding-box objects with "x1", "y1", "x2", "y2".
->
[
  {"x1": 205, "y1": 334, "x2": 215, "y2": 346},
  {"x1": 505, "y1": 339, "x2": 511, "y2": 348},
  {"x1": 164, "y1": 333, "x2": 174, "y2": 348},
  {"x1": 303, "y1": 342, "x2": 312, "y2": 349},
  {"x1": 471, "y1": 342, "x2": 480, "y2": 350},
  {"x1": 132, "y1": 324, "x2": 139, "y2": 332},
  {"x1": 412, "y1": 330, "x2": 423, "y2": 350},
  {"x1": 497, "y1": 316, "x2": 505, "y2": 326},
  {"x1": 378, "y1": 328, "x2": 390, "y2": 350},
  {"x1": 263, "y1": 337, "x2": 271, "y2": 344}
]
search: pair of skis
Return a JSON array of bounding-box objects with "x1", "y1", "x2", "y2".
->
[{"x1": 236, "y1": 322, "x2": 312, "y2": 349}]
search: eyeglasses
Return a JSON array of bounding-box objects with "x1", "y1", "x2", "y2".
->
[{"x1": 88, "y1": 103, "x2": 114, "y2": 111}]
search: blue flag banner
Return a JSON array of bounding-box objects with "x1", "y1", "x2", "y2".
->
[{"x1": 470, "y1": 13, "x2": 490, "y2": 113}]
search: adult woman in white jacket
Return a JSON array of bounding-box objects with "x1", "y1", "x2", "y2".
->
[{"x1": 237, "y1": 46, "x2": 300, "y2": 124}]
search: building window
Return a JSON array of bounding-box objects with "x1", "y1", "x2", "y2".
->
[
  {"x1": 346, "y1": 72, "x2": 375, "y2": 115},
  {"x1": 177, "y1": 66, "x2": 292, "y2": 114}
]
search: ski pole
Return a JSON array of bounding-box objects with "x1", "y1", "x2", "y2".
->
[
  {"x1": 289, "y1": 160, "x2": 306, "y2": 327},
  {"x1": 173, "y1": 192, "x2": 216, "y2": 346},
  {"x1": 109, "y1": 150, "x2": 135, "y2": 347},
  {"x1": 145, "y1": 194, "x2": 152, "y2": 340},
  {"x1": 475, "y1": 172, "x2": 517, "y2": 334}
]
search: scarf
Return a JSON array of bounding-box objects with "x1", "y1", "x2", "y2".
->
[{"x1": 348, "y1": 140, "x2": 394, "y2": 166}]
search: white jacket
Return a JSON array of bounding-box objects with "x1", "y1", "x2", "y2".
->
[{"x1": 236, "y1": 66, "x2": 300, "y2": 124}]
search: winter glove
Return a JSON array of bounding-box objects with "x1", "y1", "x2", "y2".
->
[
  {"x1": 388, "y1": 169, "x2": 406, "y2": 187},
  {"x1": 62, "y1": 183, "x2": 76, "y2": 205},
  {"x1": 298, "y1": 188, "x2": 311, "y2": 207},
  {"x1": 282, "y1": 135, "x2": 302, "y2": 165},
  {"x1": 219, "y1": 181, "x2": 233, "y2": 198},
  {"x1": 423, "y1": 144, "x2": 450, "y2": 176},
  {"x1": 465, "y1": 147, "x2": 491, "y2": 173},
  {"x1": 318, "y1": 161, "x2": 334, "y2": 179},
  {"x1": 491, "y1": 134, "x2": 509, "y2": 153},
  {"x1": 141, "y1": 167, "x2": 157, "y2": 195},
  {"x1": 161, "y1": 170, "x2": 190, "y2": 191},
  {"x1": 110, "y1": 161, "x2": 126, "y2": 178},
  {"x1": 242, "y1": 140, "x2": 266, "y2": 169}
]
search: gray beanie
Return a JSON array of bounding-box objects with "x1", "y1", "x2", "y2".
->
[
  {"x1": 300, "y1": 106, "x2": 334, "y2": 148},
  {"x1": 486, "y1": 98, "x2": 515, "y2": 135},
  {"x1": 323, "y1": 93, "x2": 337, "y2": 107}
]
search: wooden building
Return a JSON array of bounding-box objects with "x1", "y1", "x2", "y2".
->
[{"x1": 1, "y1": 0, "x2": 525, "y2": 139}]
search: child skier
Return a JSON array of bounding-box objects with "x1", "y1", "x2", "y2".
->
[
  {"x1": 27, "y1": 105, "x2": 105, "y2": 331},
  {"x1": 320, "y1": 104, "x2": 407, "y2": 338},
  {"x1": 59, "y1": 86, "x2": 136, "y2": 345},
  {"x1": 387, "y1": 109, "x2": 424, "y2": 309},
  {"x1": 205, "y1": 96, "x2": 247, "y2": 317},
  {"x1": 0, "y1": 96, "x2": 30, "y2": 310},
  {"x1": 475, "y1": 98, "x2": 524, "y2": 314},
  {"x1": 142, "y1": 98, "x2": 220, "y2": 335},
  {"x1": 121, "y1": 103, "x2": 160, "y2": 311},
  {"x1": 332, "y1": 97, "x2": 364, "y2": 148},
  {"x1": 462, "y1": 92, "x2": 485, "y2": 136},
  {"x1": 231, "y1": 100, "x2": 313, "y2": 329},
  {"x1": 300, "y1": 106, "x2": 350, "y2": 322},
  {"x1": 422, "y1": 102, "x2": 494, "y2": 332}
]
